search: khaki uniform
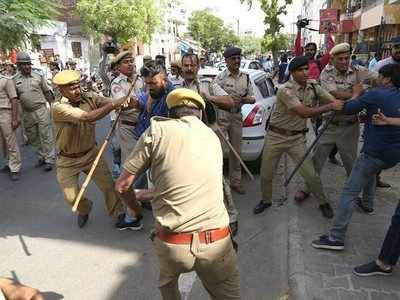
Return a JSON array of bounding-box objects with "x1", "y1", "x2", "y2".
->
[
  {"x1": 215, "y1": 68, "x2": 254, "y2": 185},
  {"x1": 261, "y1": 79, "x2": 332, "y2": 204},
  {"x1": 51, "y1": 94, "x2": 123, "y2": 217},
  {"x1": 180, "y1": 78, "x2": 239, "y2": 223},
  {"x1": 14, "y1": 72, "x2": 55, "y2": 163},
  {"x1": 311, "y1": 64, "x2": 378, "y2": 177},
  {"x1": 124, "y1": 116, "x2": 240, "y2": 300},
  {"x1": 110, "y1": 73, "x2": 143, "y2": 163},
  {"x1": 0, "y1": 75, "x2": 21, "y2": 172}
]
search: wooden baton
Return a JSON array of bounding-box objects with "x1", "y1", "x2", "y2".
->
[{"x1": 72, "y1": 78, "x2": 138, "y2": 212}]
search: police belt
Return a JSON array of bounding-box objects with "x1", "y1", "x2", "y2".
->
[
  {"x1": 120, "y1": 120, "x2": 137, "y2": 127},
  {"x1": 269, "y1": 125, "x2": 308, "y2": 136},
  {"x1": 59, "y1": 147, "x2": 93, "y2": 158},
  {"x1": 328, "y1": 118, "x2": 358, "y2": 126},
  {"x1": 156, "y1": 226, "x2": 230, "y2": 245}
]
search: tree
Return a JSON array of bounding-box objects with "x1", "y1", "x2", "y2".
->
[
  {"x1": 77, "y1": 0, "x2": 160, "y2": 44},
  {"x1": 0, "y1": 0, "x2": 61, "y2": 51},
  {"x1": 188, "y1": 9, "x2": 240, "y2": 53},
  {"x1": 261, "y1": 0, "x2": 292, "y2": 64},
  {"x1": 239, "y1": 36, "x2": 262, "y2": 56}
]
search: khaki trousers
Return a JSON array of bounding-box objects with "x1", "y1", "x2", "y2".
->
[
  {"x1": 153, "y1": 234, "x2": 240, "y2": 300},
  {"x1": 260, "y1": 131, "x2": 328, "y2": 205},
  {"x1": 56, "y1": 151, "x2": 123, "y2": 217},
  {"x1": 303, "y1": 122, "x2": 359, "y2": 194},
  {"x1": 0, "y1": 109, "x2": 21, "y2": 172},
  {"x1": 118, "y1": 123, "x2": 137, "y2": 164},
  {"x1": 218, "y1": 111, "x2": 243, "y2": 185},
  {"x1": 23, "y1": 105, "x2": 55, "y2": 163}
]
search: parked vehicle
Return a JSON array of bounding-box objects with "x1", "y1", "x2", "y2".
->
[{"x1": 198, "y1": 68, "x2": 277, "y2": 168}]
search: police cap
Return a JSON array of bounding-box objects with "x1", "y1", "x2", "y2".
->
[
  {"x1": 288, "y1": 56, "x2": 309, "y2": 72},
  {"x1": 329, "y1": 43, "x2": 351, "y2": 56},
  {"x1": 166, "y1": 88, "x2": 205, "y2": 110},
  {"x1": 52, "y1": 70, "x2": 80, "y2": 86},
  {"x1": 223, "y1": 46, "x2": 242, "y2": 58},
  {"x1": 112, "y1": 51, "x2": 133, "y2": 65},
  {"x1": 16, "y1": 52, "x2": 32, "y2": 64}
]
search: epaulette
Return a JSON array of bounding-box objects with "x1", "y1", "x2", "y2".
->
[{"x1": 151, "y1": 116, "x2": 171, "y2": 122}]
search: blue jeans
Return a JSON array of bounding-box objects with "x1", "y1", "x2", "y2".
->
[
  {"x1": 329, "y1": 153, "x2": 394, "y2": 242},
  {"x1": 379, "y1": 201, "x2": 400, "y2": 266}
]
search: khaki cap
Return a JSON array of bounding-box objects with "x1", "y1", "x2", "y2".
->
[
  {"x1": 166, "y1": 88, "x2": 205, "y2": 110},
  {"x1": 52, "y1": 70, "x2": 80, "y2": 86},
  {"x1": 112, "y1": 51, "x2": 133, "y2": 65},
  {"x1": 329, "y1": 43, "x2": 351, "y2": 56}
]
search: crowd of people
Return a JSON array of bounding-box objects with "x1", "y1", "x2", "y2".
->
[{"x1": 1, "y1": 32, "x2": 400, "y2": 298}]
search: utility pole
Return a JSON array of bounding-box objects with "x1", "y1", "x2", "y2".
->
[{"x1": 237, "y1": 19, "x2": 240, "y2": 36}]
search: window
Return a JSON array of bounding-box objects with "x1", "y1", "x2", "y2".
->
[
  {"x1": 266, "y1": 78, "x2": 276, "y2": 95},
  {"x1": 254, "y1": 76, "x2": 270, "y2": 98},
  {"x1": 249, "y1": 62, "x2": 261, "y2": 70},
  {"x1": 71, "y1": 41, "x2": 82, "y2": 58}
]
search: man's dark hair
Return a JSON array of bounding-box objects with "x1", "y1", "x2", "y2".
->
[
  {"x1": 169, "y1": 106, "x2": 201, "y2": 119},
  {"x1": 280, "y1": 54, "x2": 288, "y2": 63},
  {"x1": 181, "y1": 53, "x2": 199, "y2": 65},
  {"x1": 379, "y1": 63, "x2": 400, "y2": 87},
  {"x1": 140, "y1": 60, "x2": 164, "y2": 77},
  {"x1": 305, "y1": 42, "x2": 317, "y2": 50}
]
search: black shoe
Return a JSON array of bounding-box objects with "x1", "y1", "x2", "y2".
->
[
  {"x1": 116, "y1": 214, "x2": 143, "y2": 231},
  {"x1": 77, "y1": 214, "x2": 89, "y2": 228},
  {"x1": 1, "y1": 165, "x2": 10, "y2": 172},
  {"x1": 353, "y1": 261, "x2": 392, "y2": 277},
  {"x1": 311, "y1": 234, "x2": 344, "y2": 251},
  {"x1": 229, "y1": 221, "x2": 238, "y2": 237},
  {"x1": 35, "y1": 159, "x2": 45, "y2": 168},
  {"x1": 355, "y1": 197, "x2": 375, "y2": 215},
  {"x1": 376, "y1": 180, "x2": 391, "y2": 188},
  {"x1": 141, "y1": 202, "x2": 153, "y2": 211},
  {"x1": 319, "y1": 203, "x2": 334, "y2": 219},
  {"x1": 10, "y1": 172, "x2": 19, "y2": 181},
  {"x1": 43, "y1": 163, "x2": 53, "y2": 172},
  {"x1": 253, "y1": 200, "x2": 272, "y2": 214}
]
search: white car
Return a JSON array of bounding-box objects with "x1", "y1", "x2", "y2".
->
[
  {"x1": 240, "y1": 59, "x2": 264, "y2": 71},
  {"x1": 198, "y1": 68, "x2": 277, "y2": 168}
]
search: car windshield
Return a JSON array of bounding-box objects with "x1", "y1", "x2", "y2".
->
[
  {"x1": 240, "y1": 61, "x2": 246, "y2": 68},
  {"x1": 254, "y1": 76, "x2": 270, "y2": 98}
]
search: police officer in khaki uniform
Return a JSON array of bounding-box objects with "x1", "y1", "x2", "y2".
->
[
  {"x1": 178, "y1": 52, "x2": 241, "y2": 235},
  {"x1": 215, "y1": 46, "x2": 255, "y2": 194},
  {"x1": 253, "y1": 56, "x2": 344, "y2": 218},
  {"x1": 0, "y1": 74, "x2": 21, "y2": 181},
  {"x1": 116, "y1": 88, "x2": 240, "y2": 300},
  {"x1": 110, "y1": 51, "x2": 144, "y2": 164},
  {"x1": 14, "y1": 52, "x2": 55, "y2": 171},
  {"x1": 295, "y1": 43, "x2": 379, "y2": 202},
  {"x1": 51, "y1": 70, "x2": 142, "y2": 228},
  {"x1": 110, "y1": 51, "x2": 145, "y2": 230}
]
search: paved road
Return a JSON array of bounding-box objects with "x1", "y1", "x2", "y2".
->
[{"x1": 0, "y1": 119, "x2": 288, "y2": 300}]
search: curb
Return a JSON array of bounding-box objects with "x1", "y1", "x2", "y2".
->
[{"x1": 287, "y1": 195, "x2": 310, "y2": 300}]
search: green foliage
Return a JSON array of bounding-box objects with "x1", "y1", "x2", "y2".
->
[
  {"x1": 239, "y1": 36, "x2": 262, "y2": 56},
  {"x1": 0, "y1": 0, "x2": 61, "y2": 51},
  {"x1": 188, "y1": 9, "x2": 240, "y2": 53},
  {"x1": 260, "y1": 0, "x2": 292, "y2": 61},
  {"x1": 77, "y1": 0, "x2": 160, "y2": 44}
]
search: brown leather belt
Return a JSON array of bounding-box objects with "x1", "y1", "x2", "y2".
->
[
  {"x1": 269, "y1": 125, "x2": 308, "y2": 136},
  {"x1": 59, "y1": 147, "x2": 93, "y2": 158},
  {"x1": 329, "y1": 119, "x2": 358, "y2": 126},
  {"x1": 157, "y1": 227, "x2": 230, "y2": 245},
  {"x1": 121, "y1": 120, "x2": 137, "y2": 127}
]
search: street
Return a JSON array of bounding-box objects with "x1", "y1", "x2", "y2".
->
[{"x1": 0, "y1": 118, "x2": 289, "y2": 300}]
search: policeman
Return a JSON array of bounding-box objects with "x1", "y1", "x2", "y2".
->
[
  {"x1": 0, "y1": 73, "x2": 21, "y2": 180},
  {"x1": 295, "y1": 43, "x2": 378, "y2": 202},
  {"x1": 14, "y1": 52, "x2": 55, "y2": 171},
  {"x1": 110, "y1": 51, "x2": 144, "y2": 164},
  {"x1": 51, "y1": 70, "x2": 142, "y2": 229},
  {"x1": 143, "y1": 55, "x2": 152, "y2": 67},
  {"x1": 66, "y1": 59, "x2": 77, "y2": 70},
  {"x1": 215, "y1": 46, "x2": 255, "y2": 194},
  {"x1": 179, "y1": 52, "x2": 240, "y2": 235},
  {"x1": 253, "y1": 56, "x2": 343, "y2": 218},
  {"x1": 115, "y1": 88, "x2": 240, "y2": 300},
  {"x1": 110, "y1": 51, "x2": 145, "y2": 230},
  {"x1": 168, "y1": 60, "x2": 183, "y2": 87}
]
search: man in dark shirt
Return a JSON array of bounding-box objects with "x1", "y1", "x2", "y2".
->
[{"x1": 312, "y1": 63, "x2": 400, "y2": 251}]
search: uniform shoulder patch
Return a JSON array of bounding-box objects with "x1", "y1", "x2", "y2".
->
[{"x1": 112, "y1": 85, "x2": 122, "y2": 94}]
